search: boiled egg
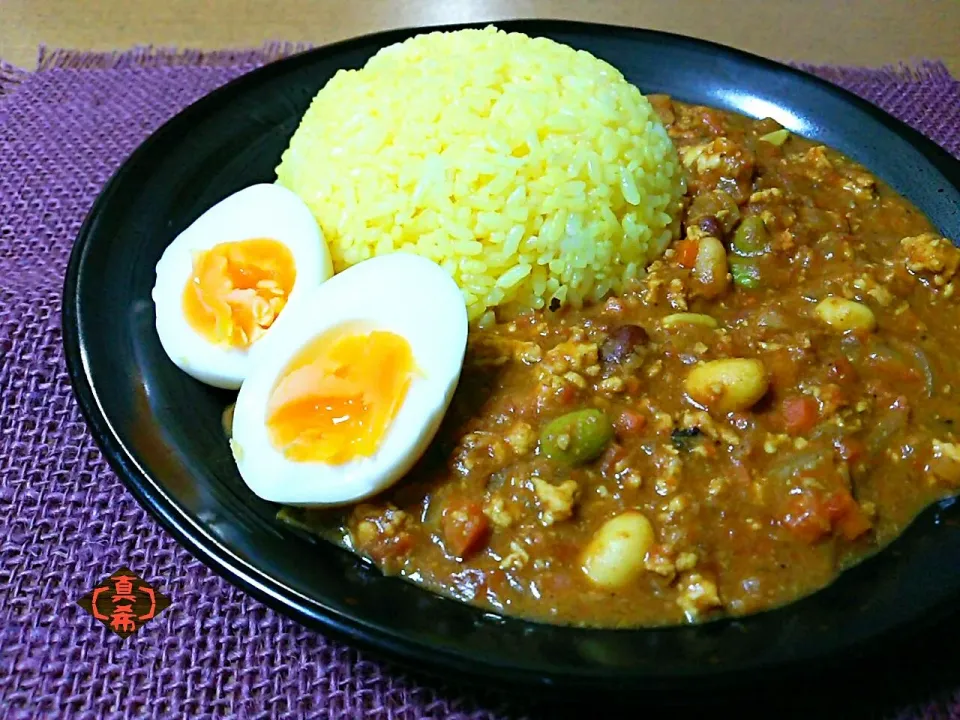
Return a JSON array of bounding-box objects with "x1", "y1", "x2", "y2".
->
[
  {"x1": 152, "y1": 183, "x2": 333, "y2": 389},
  {"x1": 230, "y1": 253, "x2": 468, "y2": 506}
]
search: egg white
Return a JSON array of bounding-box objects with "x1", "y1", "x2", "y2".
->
[
  {"x1": 152, "y1": 183, "x2": 333, "y2": 389},
  {"x1": 231, "y1": 253, "x2": 469, "y2": 506}
]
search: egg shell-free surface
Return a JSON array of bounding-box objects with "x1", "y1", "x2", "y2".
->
[
  {"x1": 231, "y1": 252, "x2": 469, "y2": 506},
  {"x1": 152, "y1": 183, "x2": 333, "y2": 389}
]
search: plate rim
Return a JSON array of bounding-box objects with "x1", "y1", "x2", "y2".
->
[{"x1": 61, "y1": 18, "x2": 960, "y2": 695}]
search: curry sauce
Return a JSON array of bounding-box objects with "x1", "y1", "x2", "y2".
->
[{"x1": 280, "y1": 98, "x2": 960, "y2": 627}]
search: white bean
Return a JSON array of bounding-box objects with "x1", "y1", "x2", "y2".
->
[
  {"x1": 581, "y1": 511, "x2": 654, "y2": 589},
  {"x1": 662, "y1": 313, "x2": 718, "y2": 329},
  {"x1": 693, "y1": 236, "x2": 729, "y2": 298},
  {"x1": 815, "y1": 297, "x2": 877, "y2": 333},
  {"x1": 685, "y1": 358, "x2": 769, "y2": 413}
]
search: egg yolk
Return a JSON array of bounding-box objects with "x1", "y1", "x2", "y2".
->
[
  {"x1": 182, "y1": 239, "x2": 296, "y2": 348},
  {"x1": 266, "y1": 328, "x2": 415, "y2": 464}
]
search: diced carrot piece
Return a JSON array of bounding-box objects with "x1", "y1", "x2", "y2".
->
[
  {"x1": 675, "y1": 239, "x2": 700, "y2": 269},
  {"x1": 781, "y1": 395, "x2": 819, "y2": 435},
  {"x1": 442, "y1": 499, "x2": 490, "y2": 559}
]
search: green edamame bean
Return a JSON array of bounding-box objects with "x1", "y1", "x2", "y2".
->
[
  {"x1": 730, "y1": 258, "x2": 762, "y2": 289},
  {"x1": 732, "y1": 216, "x2": 769, "y2": 256},
  {"x1": 540, "y1": 409, "x2": 614, "y2": 465}
]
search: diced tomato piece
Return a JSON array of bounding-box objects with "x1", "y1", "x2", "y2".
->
[
  {"x1": 675, "y1": 239, "x2": 700, "y2": 268},
  {"x1": 783, "y1": 487, "x2": 873, "y2": 544},
  {"x1": 821, "y1": 488, "x2": 855, "y2": 521},
  {"x1": 827, "y1": 355, "x2": 858, "y2": 384},
  {"x1": 614, "y1": 409, "x2": 647, "y2": 436},
  {"x1": 781, "y1": 395, "x2": 819, "y2": 435},
  {"x1": 780, "y1": 489, "x2": 831, "y2": 544},
  {"x1": 822, "y1": 489, "x2": 872, "y2": 540},
  {"x1": 442, "y1": 498, "x2": 489, "y2": 559}
]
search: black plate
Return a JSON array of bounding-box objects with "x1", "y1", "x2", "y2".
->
[{"x1": 63, "y1": 20, "x2": 960, "y2": 698}]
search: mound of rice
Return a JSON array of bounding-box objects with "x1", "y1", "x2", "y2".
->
[{"x1": 276, "y1": 26, "x2": 684, "y2": 323}]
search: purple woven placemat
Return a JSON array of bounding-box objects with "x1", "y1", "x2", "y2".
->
[{"x1": 0, "y1": 43, "x2": 959, "y2": 719}]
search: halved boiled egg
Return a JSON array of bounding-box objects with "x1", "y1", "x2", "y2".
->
[
  {"x1": 152, "y1": 183, "x2": 333, "y2": 389},
  {"x1": 230, "y1": 253, "x2": 468, "y2": 506}
]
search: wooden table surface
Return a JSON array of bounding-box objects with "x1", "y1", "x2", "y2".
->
[{"x1": 2, "y1": 0, "x2": 958, "y2": 73}]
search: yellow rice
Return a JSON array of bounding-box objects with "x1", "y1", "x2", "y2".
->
[{"x1": 276, "y1": 26, "x2": 684, "y2": 323}]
